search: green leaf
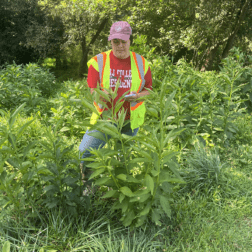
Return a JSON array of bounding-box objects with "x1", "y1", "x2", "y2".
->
[
  {"x1": 2, "y1": 241, "x2": 11, "y2": 252},
  {"x1": 164, "y1": 91, "x2": 176, "y2": 111},
  {"x1": 62, "y1": 176, "x2": 78, "y2": 185},
  {"x1": 113, "y1": 78, "x2": 121, "y2": 99},
  {"x1": 165, "y1": 160, "x2": 182, "y2": 179},
  {"x1": 160, "y1": 195, "x2": 171, "y2": 218},
  {"x1": 151, "y1": 209, "x2": 161, "y2": 226},
  {"x1": 162, "y1": 151, "x2": 178, "y2": 162},
  {"x1": 119, "y1": 193, "x2": 125, "y2": 203},
  {"x1": 161, "y1": 182, "x2": 173, "y2": 193},
  {"x1": 127, "y1": 175, "x2": 140, "y2": 183},
  {"x1": 102, "y1": 178, "x2": 116, "y2": 187},
  {"x1": 8, "y1": 134, "x2": 16, "y2": 150},
  {"x1": 86, "y1": 162, "x2": 103, "y2": 169},
  {"x1": 151, "y1": 169, "x2": 159, "y2": 177},
  {"x1": 221, "y1": 73, "x2": 231, "y2": 84},
  {"x1": 134, "y1": 188, "x2": 149, "y2": 196},
  {"x1": 118, "y1": 109, "x2": 127, "y2": 129},
  {"x1": 89, "y1": 168, "x2": 105, "y2": 179},
  {"x1": 145, "y1": 175, "x2": 154, "y2": 195},
  {"x1": 132, "y1": 147, "x2": 152, "y2": 160},
  {"x1": 161, "y1": 176, "x2": 185, "y2": 184},
  {"x1": 44, "y1": 185, "x2": 60, "y2": 193},
  {"x1": 139, "y1": 202, "x2": 151, "y2": 216},
  {"x1": 117, "y1": 174, "x2": 127, "y2": 181},
  {"x1": 141, "y1": 141, "x2": 156, "y2": 152},
  {"x1": 17, "y1": 119, "x2": 35, "y2": 138},
  {"x1": 121, "y1": 198, "x2": 129, "y2": 213},
  {"x1": 101, "y1": 190, "x2": 118, "y2": 199},
  {"x1": 120, "y1": 186, "x2": 134, "y2": 197},
  {"x1": 95, "y1": 88, "x2": 110, "y2": 102},
  {"x1": 159, "y1": 171, "x2": 185, "y2": 184},
  {"x1": 96, "y1": 125, "x2": 119, "y2": 139},
  {"x1": 162, "y1": 129, "x2": 186, "y2": 149},
  {"x1": 103, "y1": 122, "x2": 119, "y2": 135},
  {"x1": 95, "y1": 176, "x2": 111, "y2": 186},
  {"x1": 23, "y1": 140, "x2": 37, "y2": 157},
  {"x1": 86, "y1": 131, "x2": 107, "y2": 142},
  {"x1": 135, "y1": 215, "x2": 147, "y2": 228},
  {"x1": 80, "y1": 96, "x2": 99, "y2": 115},
  {"x1": 148, "y1": 107, "x2": 159, "y2": 118},
  {"x1": 114, "y1": 100, "x2": 125, "y2": 114},
  {"x1": 60, "y1": 127, "x2": 70, "y2": 132},
  {"x1": 9, "y1": 103, "x2": 26, "y2": 128},
  {"x1": 122, "y1": 210, "x2": 135, "y2": 227},
  {"x1": 213, "y1": 127, "x2": 224, "y2": 132},
  {"x1": 129, "y1": 193, "x2": 151, "y2": 203},
  {"x1": 129, "y1": 158, "x2": 151, "y2": 163}
]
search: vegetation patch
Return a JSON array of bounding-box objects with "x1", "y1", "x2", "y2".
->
[{"x1": 1, "y1": 49, "x2": 252, "y2": 251}]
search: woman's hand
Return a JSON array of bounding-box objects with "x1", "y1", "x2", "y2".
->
[{"x1": 124, "y1": 91, "x2": 138, "y2": 102}]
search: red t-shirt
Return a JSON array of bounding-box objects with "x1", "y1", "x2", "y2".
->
[{"x1": 87, "y1": 50, "x2": 152, "y2": 120}]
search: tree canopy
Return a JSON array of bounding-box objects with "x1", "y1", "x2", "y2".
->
[{"x1": 1, "y1": 0, "x2": 252, "y2": 73}]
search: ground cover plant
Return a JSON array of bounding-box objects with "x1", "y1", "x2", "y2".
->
[{"x1": 0, "y1": 48, "x2": 252, "y2": 251}]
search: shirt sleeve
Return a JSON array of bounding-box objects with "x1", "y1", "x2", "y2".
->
[
  {"x1": 87, "y1": 64, "x2": 100, "y2": 88},
  {"x1": 143, "y1": 66, "x2": 152, "y2": 91}
]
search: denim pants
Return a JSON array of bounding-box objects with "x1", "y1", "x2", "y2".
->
[{"x1": 79, "y1": 124, "x2": 139, "y2": 163}]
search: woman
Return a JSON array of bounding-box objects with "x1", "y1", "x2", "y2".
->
[{"x1": 79, "y1": 21, "x2": 152, "y2": 179}]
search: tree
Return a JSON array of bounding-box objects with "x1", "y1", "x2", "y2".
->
[
  {"x1": 24, "y1": 11, "x2": 67, "y2": 69},
  {"x1": 127, "y1": 0, "x2": 252, "y2": 70},
  {"x1": 31, "y1": 0, "x2": 125, "y2": 77},
  {"x1": 0, "y1": 0, "x2": 45, "y2": 65}
]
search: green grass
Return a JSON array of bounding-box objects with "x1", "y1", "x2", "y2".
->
[{"x1": 1, "y1": 137, "x2": 252, "y2": 251}]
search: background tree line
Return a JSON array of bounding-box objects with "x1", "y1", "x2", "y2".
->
[{"x1": 1, "y1": 0, "x2": 252, "y2": 76}]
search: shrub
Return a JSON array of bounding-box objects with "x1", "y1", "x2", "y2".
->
[
  {"x1": 0, "y1": 62, "x2": 56, "y2": 111},
  {"x1": 78, "y1": 79, "x2": 186, "y2": 228}
]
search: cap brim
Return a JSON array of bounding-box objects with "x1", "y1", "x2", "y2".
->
[{"x1": 108, "y1": 34, "x2": 130, "y2": 41}]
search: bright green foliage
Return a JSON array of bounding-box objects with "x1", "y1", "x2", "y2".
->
[
  {"x1": 0, "y1": 63, "x2": 56, "y2": 111},
  {"x1": 0, "y1": 103, "x2": 88, "y2": 217},
  {"x1": 148, "y1": 47, "x2": 252, "y2": 147},
  {"x1": 80, "y1": 79, "x2": 185, "y2": 228},
  {"x1": 0, "y1": 46, "x2": 252, "y2": 249},
  {"x1": 2, "y1": 241, "x2": 10, "y2": 252}
]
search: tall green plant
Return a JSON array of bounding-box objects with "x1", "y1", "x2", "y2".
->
[
  {"x1": 0, "y1": 103, "x2": 37, "y2": 210},
  {"x1": 0, "y1": 103, "x2": 88, "y2": 217},
  {"x1": 79, "y1": 79, "x2": 185, "y2": 228},
  {"x1": 38, "y1": 123, "x2": 90, "y2": 216}
]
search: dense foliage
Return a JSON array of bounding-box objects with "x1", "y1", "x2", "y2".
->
[
  {"x1": 0, "y1": 47, "x2": 252, "y2": 250},
  {"x1": 1, "y1": 0, "x2": 252, "y2": 75},
  {"x1": 0, "y1": 0, "x2": 45, "y2": 65},
  {"x1": 0, "y1": 63, "x2": 57, "y2": 111}
]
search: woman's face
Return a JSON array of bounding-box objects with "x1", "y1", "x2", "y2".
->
[{"x1": 111, "y1": 39, "x2": 130, "y2": 59}]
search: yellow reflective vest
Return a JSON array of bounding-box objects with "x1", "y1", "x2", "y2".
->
[{"x1": 87, "y1": 50, "x2": 149, "y2": 130}]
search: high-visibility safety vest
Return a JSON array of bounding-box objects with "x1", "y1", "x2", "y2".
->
[{"x1": 87, "y1": 49, "x2": 149, "y2": 130}]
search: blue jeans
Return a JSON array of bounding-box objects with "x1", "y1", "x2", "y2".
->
[{"x1": 79, "y1": 125, "x2": 139, "y2": 163}]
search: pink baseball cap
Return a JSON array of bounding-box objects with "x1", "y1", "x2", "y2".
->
[{"x1": 108, "y1": 21, "x2": 132, "y2": 41}]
